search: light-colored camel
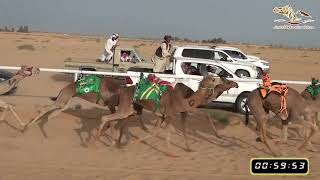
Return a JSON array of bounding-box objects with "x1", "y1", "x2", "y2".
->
[
  {"x1": 24, "y1": 75, "x2": 123, "y2": 132},
  {"x1": 97, "y1": 75, "x2": 238, "y2": 152},
  {"x1": 0, "y1": 65, "x2": 39, "y2": 126},
  {"x1": 245, "y1": 84, "x2": 320, "y2": 156}
]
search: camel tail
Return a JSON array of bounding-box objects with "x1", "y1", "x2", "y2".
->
[
  {"x1": 245, "y1": 103, "x2": 249, "y2": 126},
  {"x1": 49, "y1": 91, "x2": 62, "y2": 101}
]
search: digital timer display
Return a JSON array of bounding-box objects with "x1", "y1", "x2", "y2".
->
[{"x1": 250, "y1": 158, "x2": 309, "y2": 175}]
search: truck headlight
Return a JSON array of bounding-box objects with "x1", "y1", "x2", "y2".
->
[{"x1": 262, "y1": 62, "x2": 269, "y2": 66}]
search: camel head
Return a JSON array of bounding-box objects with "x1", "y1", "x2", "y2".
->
[
  {"x1": 18, "y1": 65, "x2": 40, "y2": 77},
  {"x1": 311, "y1": 77, "x2": 319, "y2": 86},
  {"x1": 212, "y1": 77, "x2": 238, "y2": 99},
  {"x1": 9, "y1": 65, "x2": 40, "y2": 85},
  {"x1": 199, "y1": 75, "x2": 238, "y2": 104}
]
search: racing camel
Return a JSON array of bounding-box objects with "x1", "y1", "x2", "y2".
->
[
  {"x1": 0, "y1": 65, "x2": 39, "y2": 126},
  {"x1": 283, "y1": 78, "x2": 320, "y2": 148},
  {"x1": 96, "y1": 75, "x2": 238, "y2": 153},
  {"x1": 245, "y1": 82, "x2": 320, "y2": 156},
  {"x1": 24, "y1": 75, "x2": 124, "y2": 133}
]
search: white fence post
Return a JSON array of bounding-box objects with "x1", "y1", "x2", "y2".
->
[{"x1": 74, "y1": 73, "x2": 78, "y2": 82}]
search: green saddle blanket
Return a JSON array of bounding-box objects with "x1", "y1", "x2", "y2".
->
[
  {"x1": 306, "y1": 84, "x2": 320, "y2": 98},
  {"x1": 133, "y1": 74, "x2": 169, "y2": 110},
  {"x1": 76, "y1": 75, "x2": 101, "y2": 96}
]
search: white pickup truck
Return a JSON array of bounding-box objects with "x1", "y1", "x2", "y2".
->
[
  {"x1": 127, "y1": 58, "x2": 259, "y2": 114},
  {"x1": 214, "y1": 46, "x2": 270, "y2": 78},
  {"x1": 173, "y1": 45, "x2": 259, "y2": 78}
]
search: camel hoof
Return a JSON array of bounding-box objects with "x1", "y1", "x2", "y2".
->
[
  {"x1": 273, "y1": 153, "x2": 283, "y2": 157},
  {"x1": 166, "y1": 153, "x2": 180, "y2": 158},
  {"x1": 131, "y1": 139, "x2": 141, "y2": 144},
  {"x1": 256, "y1": 137, "x2": 262, "y2": 142},
  {"x1": 185, "y1": 148, "x2": 195, "y2": 152},
  {"x1": 305, "y1": 145, "x2": 318, "y2": 152},
  {"x1": 21, "y1": 125, "x2": 29, "y2": 133},
  {"x1": 80, "y1": 143, "x2": 88, "y2": 148},
  {"x1": 115, "y1": 143, "x2": 123, "y2": 149},
  {"x1": 141, "y1": 127, "x2": 150, "y2": 133},
  {"x1": 273, "y1": 139, "x2": 287, "y2": 145},
  {"x1": 307, "y1": 148, "x2": 318, "y2": 152}
]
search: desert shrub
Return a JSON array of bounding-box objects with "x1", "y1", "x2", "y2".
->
[
  {"x1": 17, "y1": 26, "x2": 29, "y2": 33},
  {"x1": 202, "y1": 37, "x2": 226, "y2": 44},
  {"x1": 133, "y1": 43, "x2": 146, "y2": 49},
  {"x1": 207, "y1": 110, "x2": 230, "y2": 125},
  {"x1": 17, "y1": 44, "x2": 35, "y2": 51}
]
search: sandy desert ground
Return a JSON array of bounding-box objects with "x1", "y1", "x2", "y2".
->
[{"x1": 1, "y1": 32, "x2": 320, "y2": 180}]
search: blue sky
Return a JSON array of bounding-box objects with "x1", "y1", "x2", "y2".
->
[{"x1": 0, "y1": 0, "x2": 319, "y2": 47}]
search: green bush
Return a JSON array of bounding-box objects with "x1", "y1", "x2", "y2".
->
[{"x1": 17, "y1": 44, "x2": 35, "y2": 51}]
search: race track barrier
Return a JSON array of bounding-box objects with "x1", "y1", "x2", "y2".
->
[{"x1": 0, "y1": 66, "x2": 311, "y2": 85}]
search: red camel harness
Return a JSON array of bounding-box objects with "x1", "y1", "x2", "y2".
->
[{"x1": 260, "y1": 73, "x2": 289, "y2": 118}]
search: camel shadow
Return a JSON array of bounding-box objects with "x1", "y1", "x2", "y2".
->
[
  {"x1": 36, "y1": 105, "x2": 109, "y2": 141},
  {"x1": 50, "y1": 73, "x2": 74, "y2": 82},
  {"x1": 0, "y1": 120, "x2": 23, "y2": 133}
]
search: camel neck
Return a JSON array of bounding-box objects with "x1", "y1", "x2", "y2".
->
[
  {"x1": 0, "y1": 75, "x2": 24, "y2": 95},
  {"x1": 181, "y1": 87, "x2": 209, "y2": 111}
]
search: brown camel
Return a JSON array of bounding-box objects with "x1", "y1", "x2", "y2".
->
[
  {"x1": 97, "y1": 75, "x2": 238, "y2": 152},
  {"x1": 0, "y1": 65, "x2": 39, "y2": 126},
  {"x1": 24, "y1": 75, "x2": 124, "y2": 132},
  {"x1": 254, "y1": 78, "x2": 320, "y2": 147},
  {"x1": 245, "y1": 83, "x2": 320, "y2": 156},
  {"x1": 288, "y1": 78, "x2": 320, "y2": 148}
]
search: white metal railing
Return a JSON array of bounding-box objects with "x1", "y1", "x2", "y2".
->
[{"x1": 0, "y1": 66, "x2": 311, "y2": 85}]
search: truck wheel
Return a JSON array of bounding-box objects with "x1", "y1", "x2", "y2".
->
[
  {"x1": 256, "y1": 68, "x2": 263, "y2": 78},
  {"x1": 235, "y1": 93, "x2": 249, "y2": 114},
  {"x1": 235, "y1": 70, "x2": 250, "y2": 78}
]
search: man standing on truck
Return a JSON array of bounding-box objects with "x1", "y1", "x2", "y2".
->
[
  {"x1": 99, "y1": 33, "x2": 119, "y2": 63},
  {"x1": 151, "y1": 35, "x2": 173, "y2": 73}
]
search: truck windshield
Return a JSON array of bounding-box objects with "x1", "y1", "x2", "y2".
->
[
  {"x1": 223, "y1": 50, "x2": 247, "y2": 60},
  {"x1": 134, "y1": 49, "x2": 146, "y2": 62}
]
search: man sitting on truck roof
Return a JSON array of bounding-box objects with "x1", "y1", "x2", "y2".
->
[{"x1": 99, "y1": 33, "x2": 119, "y2": 63}]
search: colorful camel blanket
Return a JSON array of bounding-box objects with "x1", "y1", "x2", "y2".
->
[
  {"x1": 76, "y1": 75, "x2": 101, "y2": 96},
  {"x1": 133, "y1": 73, "x2": 172, "y2": 110},
  {"x1": 259, "y1": 82, "x2": 288, "y2": 98},
  {"x1": 306, "y1": 84, "x2": 320, "y2": 98}
]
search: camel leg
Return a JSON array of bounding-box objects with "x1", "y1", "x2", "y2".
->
[
  {"x1": 298, "y1": 119, "x2": 319, "y2": 151},
  {"x1": 8, "y1": 105, "x2": 26, "y2": 126},
  {"x1": 138, "y1": 114, "x2": 149, "y2": 132},
  {"x1": 134, "y1": 104, "x2": 149, "y2": 131},
  {"x1": 180, "y1": 112, "x2": 193, "y2": 151},
  {"x1": 166, "y1": 122, "x2": 174, "y2": 149},
  {"x1": 25, "y1": 104, "x2": 60, "y2": 128},
  {"x1": 108, "y1": 104, "x2": 116, "y2": 114},
  {"x1": 206, "y1": 112, "x2": 220, "y2": 138},
  {"x1": 132, "y1": 116, "x2": 164, "y2": 144},
  {"x1": 0, "y1": 108, "x2": 8, "y2": 121},
  {"x1": 115, "y1": 118, "x2": 130, "y2": 147},
  {"x1": 97, "y1": 108, "x2": 135, "y2": 137},
  {"x1": 257, "y1": 115, "x2": 281, "y2": 156},
  {"x1": 273, "y1": 123, "x2": 289, "y2": 144}
]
